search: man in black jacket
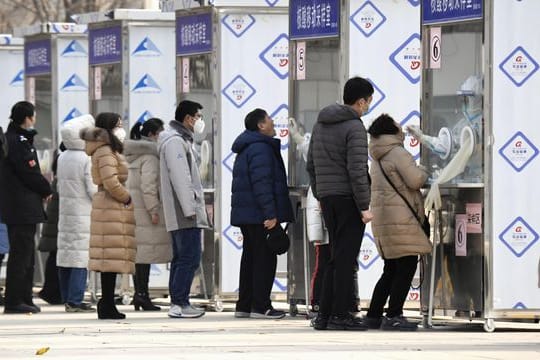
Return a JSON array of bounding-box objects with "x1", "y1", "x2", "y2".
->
[
  {"x1": 0, "y1": 101, "x2": 52, "y2": 314},
  {"x1": 307, "y1": 77, "x2": 374, "y2": 330}
]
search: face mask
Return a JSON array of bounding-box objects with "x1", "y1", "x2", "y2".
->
[
  {"x1": 113, "y1": 127, "x2": 126, "y2": 142},
  {"x1": 193, "y1": 118, "x2": 205, "y2": 135}
]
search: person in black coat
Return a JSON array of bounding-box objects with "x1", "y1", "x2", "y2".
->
[
  {"x1": 230, "y1": 108, "x2": 294, "y2": 320},
  {"x1": 0, "y1": 101, "x2": 52, "y2": 314}
]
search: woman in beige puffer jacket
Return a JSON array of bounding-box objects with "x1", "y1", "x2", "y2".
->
[
  {"x1": 81, "y1": 112, "x2": 135, "y2": 320},
  {"x1": 365, "y1": 114, "x2": 431, "y2": 331}
]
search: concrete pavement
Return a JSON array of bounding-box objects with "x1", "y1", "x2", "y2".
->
[{"x1": 0, "y1": 299, "x2": 539, "y2": 359}]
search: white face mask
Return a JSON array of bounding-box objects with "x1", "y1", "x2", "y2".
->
[
  {"x1": 113, "y1": 127, "x2": 126, "y2": 142},
  {"x1": 193, "y1": 118, "x2": 205, "y2": 135}
]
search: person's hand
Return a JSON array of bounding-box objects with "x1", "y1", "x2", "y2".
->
[
  {"x1": 123, "y1": 197, "x2": 132, "y2": 208},
  {"x1": 406, "y1": 125, "x2": 423, "y2": 141},
  {"x1": 264, "y1": 218, "x2": 277, "y2": 229},
  {"x1": 361, "y1": 210, "x2": 373, "y2": 224},
  {"x1": 151, "y1": 213, "x2": 159, "y2": 225},
  {"x1": 44, "y1": 194, "x2": 53, "y2": 203},
  {"x1": 288, "y1": 117, "x2": 305, "y2": 145}
]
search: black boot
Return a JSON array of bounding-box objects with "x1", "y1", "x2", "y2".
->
[
  {"x1": 133, "y1": 293, "x2": 160, "y2": 311},
  {"x1": 98, "y1": 272, "x2": 125, "y2": 320},
  {"x1": 97, "y1": 299, "x2": 126, "y2": 319}
]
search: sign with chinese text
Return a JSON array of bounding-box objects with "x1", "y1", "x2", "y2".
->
[
  {"x1": 89, "y1": 26, "x2": 122, "y2": 65},
  {"x1": 422, "y1": 0, "x2": 482, "y2": 25},
  {"x1": 290, "y1": 0, "x2": 340, "y2": 40},
  {"x1": 24, "y1": 39, "x2": 51, "y2": 76},
  {"x1": 466, "y1": 203, "x2": 482, "y2": 234},
  {"x1": 176, "y1": 12, "x2": 213, "y2": 56}
]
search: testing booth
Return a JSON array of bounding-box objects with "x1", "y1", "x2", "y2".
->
[{"x1": 420, "y1": 0, "x2": 540, "y2": 331}]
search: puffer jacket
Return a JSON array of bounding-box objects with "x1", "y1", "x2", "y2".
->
[
  {"x1": 81, "y1": 127, "x2": 136, "y2": 274},
  {"x1": 124, "y1": 138, "x2": 172, "y2": 264},
  {"x1": 57, "y1": 115, "x2": 96, "y2": 268},
  {"x1": 369, "y1": 133, "x2": 432, "y2": 259},
  {"x1": 307, "y1": 103, "x2": 370, "y2": 212}
]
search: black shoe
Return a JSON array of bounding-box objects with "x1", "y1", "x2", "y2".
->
[
  {"x1": 364, "y1": 316, "x2": 382, "y2": 329},
  {"x1": 133, "y1": 293, "x2": 160, "y2": 311},
  {"x1": 381, "y1": 315, "x2": 418, "y2": 331},
  {"x1": 97, "y1": 299, "x2": 126, "y2": 320},
  {"x1": 326, "y1": 314, "x2": 369, "y2": 331},
  {"x1": 250, "y1": 308, "x2": 286, "y2": 319},
  {"x1": 26, "y1": 302, "x2": 41, "y2": 313},
  {"x1": 65, "y1": 302, "x2": 96, "y2": 313},
  {"x1": 312, "y1": 314, "x2": 329, "y2": 330},
  {"x1": 4, "y1": 303, "x2": 40, "y2": 314}
]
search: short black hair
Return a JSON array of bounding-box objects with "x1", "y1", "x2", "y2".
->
[
  {"x1": 10, "y1": 101, "x2": 35, "y2": 125},
  {"x1": 130, "y1": 117, "x2": 164, "y2": 140},
  {"x1": 368, "y1": 113, "x2": 400, "y2": 138},
  {"x1": 95, "y1": 112, "x2": 123, "y2": 153},
  {"x1": 175, "y1": 100, "x2": 203, "y2": 123},
  {"x1": 343, "y1": 77, "x2": 374, "y2": 105},
  {"x1": 244, "y1": 108, "x2": 267, "y2": 131}
]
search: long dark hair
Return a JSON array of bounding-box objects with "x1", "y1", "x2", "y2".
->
[
  {"x1": 95, "y1": 112, "x2": 123, "y2": 154},
  {"x1": 130, "y1": 118, "x2": 164, "y2": 140}
]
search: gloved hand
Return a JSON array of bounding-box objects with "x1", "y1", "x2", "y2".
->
[
  {"x1": 406, "y1": 124, "x2": 423, "y2": 141},
  {"x1": 288, "y1": 117, "x2": 305, "y2": 145}
]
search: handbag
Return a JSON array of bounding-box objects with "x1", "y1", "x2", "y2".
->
[
  {"x1": 266, "y1": 224, "x2": 290, "y2": 255},
  {"x1": 378, "y1": 162, "x2": 430, "y2": 238}
]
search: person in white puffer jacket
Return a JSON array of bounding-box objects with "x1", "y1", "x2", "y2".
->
[{"x1": 56, "y1": 114, "x2": 97, "y2": 313}]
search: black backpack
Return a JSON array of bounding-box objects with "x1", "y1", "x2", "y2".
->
[{"x1": 0, "y1": 126, "x2": 7, "y2": 160}]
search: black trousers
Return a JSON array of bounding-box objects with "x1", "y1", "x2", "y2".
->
[
  {"x1": 39, "y1": 250, "x2": 61, "y2": 302},
  {"x1": 367, "y1": 255, "x2": 418, "y2": 318},
  {"x1": 5, "y1": 224, "x2": 37, "y2": 306},
  {"x1": 319, "y1": 196, "x2": 365, "y2": 318},
  {"x1": 236, "y1": 224, "x2": 277, "y2": 313},
  {"x1": 133, "y1": 263, "x2": 150, "y2": 295}
]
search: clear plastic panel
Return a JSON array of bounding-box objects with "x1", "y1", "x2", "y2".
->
[
  {"x1": 34, "y1": 76, "x2": 55, "y2": 179},
  {"x1": 91, "y1": 64, "x2": 123, "y2": 116}
]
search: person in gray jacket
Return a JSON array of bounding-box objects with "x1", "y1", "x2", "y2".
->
[
  {"x1": 158, "y1": 100, "x2": 209, "y2": 319},
  {"x1": 307, "y1": 76, "x2": 374, "y2": 331}
]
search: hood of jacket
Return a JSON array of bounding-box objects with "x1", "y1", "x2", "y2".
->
[
  {"x1": 80, "y1": 127, "x2": 112, "y2": 156},
  {"x1": 157, "y1": 120, "x2": 192, "y2": 153},
  {"x1": 231, "y1": 129, "x2": 280, "y2": 154},
  {"x1": 61, "y1": 114, "x2": 95, "y2": 150},
  {"x1": 369, "y1": 133, "x2": 405, "y2": 161},
  {"x1": 124, "y1": 138, "x2": 158, "y2": 162},
  {"x1": 317, "y1": 103, "x2": 360, "y2": 125}
]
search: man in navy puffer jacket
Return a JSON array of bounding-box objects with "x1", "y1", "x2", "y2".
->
[{"x1": 230, "y1": 108, "x2": 294, "y2": 319}]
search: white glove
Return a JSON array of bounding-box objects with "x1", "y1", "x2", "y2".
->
[
  {"x1": 288, "y1": 117, "x2": 305, "y2": 145},
  {"x1": 406, "y1": 124, "x2": 423, "y2": 140},
  {"x1": 407, "y1": 125, "x2": 451, "y2": 159}
]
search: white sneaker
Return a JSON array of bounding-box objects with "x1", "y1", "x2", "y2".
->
[{"x1": 168, "y1": 304, "x2": 205, "y2": 318}]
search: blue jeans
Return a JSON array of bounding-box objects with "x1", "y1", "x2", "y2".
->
[
  {"x1": 58, "y1": 267, "x2": 88, "y2": 305},
  {"x1": 169, "y1": 228, "x2": 202, "y2": 306}
]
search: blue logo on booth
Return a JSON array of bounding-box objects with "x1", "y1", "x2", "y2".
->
[
  {"x1": 63, "y1": 108, "x2": 82, "y2": 123},
  {"x1": 132, "y1": 74, "x2": 161, "y2": 93},
  {"x1": 223, "y1": 224, "x2": 243, "y2": 250},
  {"x1": 498, "y1": 131, "x2": 539, "y2": 172},
  {"x1": 222, "y1": 151, "x2": 236, "y2": 173},
  {"x1": 358, "y1": 232, "x2": 380, "y2": 270},
  {"x1": 365, "y1": 79, "x2": 385, "y2": 115},
  {"x1": 132, "y1": 37, "x2": 161, "y2": 57},
  {"x1": 498, "y1": 216, "x2": 539, "y2": 258},
  {"x1": 390, "y1": 33, "x2": 421, "y2": 84},
  {"x1": 270, "y1": 104, "x2": 289, "y2": 150},
  {"x1": 259, "y1": 33, "x2": 289, "y2": 80},
  {"x1": 273, "y1": 279, "x2": 286, "y2": 291},
  {"x1": 513, "y1": 302, "x2": 527, "y2": 309},
  {"x1": 400, "y1": 111, "x2": 421, "y2": 160},
  {"x1": 9, "y1": 70, "x2": 24, "y2": 87},
  {"x1": 61, "y1": 74, "x2": 88, "y2": 91},
  {"x1": 61, "y1": 40, "x2": 87, "y2": 57},
  {"x1": 499, "y1": 46, "x2": 539, "y2": 87},
  {"x1": 350, "y1": 1, "x2": 387, "y2": 37},
  {"x1": 408, "y1": 0, "x2": 420, "y2": 6},
  {"x1": 222, "y1": 75, "x2": 256, "y2": 108},
  {"x1": 265, "y1": 0, "x2": 279, "y2": 6},
  {"x1": 222, "y1": 14, "x2": 256, "y2": 38},
  {"x1": 137, "y1": 111, "x2": 153, "y2": 123}
]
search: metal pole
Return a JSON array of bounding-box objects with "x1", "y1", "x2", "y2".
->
[{"x1": 427, "y1": 209, "x2": 440, "y2": 327}]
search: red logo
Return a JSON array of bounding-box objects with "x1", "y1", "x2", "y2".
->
[
  {"x1": 516, "y1": 55, "x2": 523, "y2": 62},
  {"x1": 515, "y1": 140, "x2": 522, "y2": 147},
  {"x1": 515, "y1": 226, "x2": 522, "y2": 233},
  {"x1": 28, "y1": 159, "x2": 37, "y2": 168},
  {"x1": 408, "y1": 292, "x2": 419, "y2": 301},
  {"x1": 279, "y1": 59, "x2": 289, "y2": 67},
  {"x1": 409, "y1": 137, "x2": 419, "y2": 147},
  {"x1": 279, "y1": 129, "x2": 289, "y2": 138},
  {"x1": 410, "y1": 61, "x2": 421, "y2": 70},
  {"x1": 364, "y1": 22, "x2": 372, "y2": 29}
]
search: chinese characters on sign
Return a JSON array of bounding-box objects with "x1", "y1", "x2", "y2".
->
[
  {"x1": 290, "y1": 0, "x2": 340, "y2": 40},
  {"x1": 422, "y1": 0, "x2": 482, "y2": 24},
  {"x1": 176, "y1": 12, "x2": 212, "y2": 56},
  {"x1": 89, "y1": 27, "x2": 122, "y2": 65},
  {"x1": 25, "y1": 40, "x2": 51, "y2": 75}
]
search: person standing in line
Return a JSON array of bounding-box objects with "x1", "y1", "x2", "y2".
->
[
  {"x1": 230, "y1": 108, "x2": 294, "y2": 319},
  {"x1": 307, "y1": 77, "x2": 374, "y2": 330},
  {"x1": 158, "y1": 100, "x2": 209, "y2": 319},
  {"x1": 125, "y1": 118, "x2": 172, "y2": 311},
  {"x1": 81, "y1": 112, "x2": 135, "y2": 320},
  {"x1": 364, "y1": 114, "x2": 431, "y2": 331},
  {"x1": 0, "y1": 101, "x2": 52, "y2": 314},
  {"x1": 38, "y1": 151, "x2": 63, "y2": 305},
  {"x1": 57, "y1": 115, "x2": 97, "y2": 313}
]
